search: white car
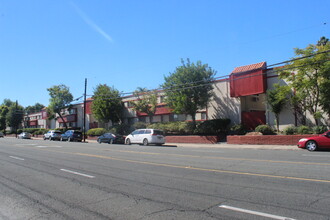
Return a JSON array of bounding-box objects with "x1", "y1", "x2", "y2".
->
[
  {"x1": 18, "y1": 132, "x2": 31, "y2": 139},
  {"x1": 125, "y1": 129, "x2": 165, "y2": 146},
  {"x1": 44, "y1": 130, "x2": 62, "y2": 141}
]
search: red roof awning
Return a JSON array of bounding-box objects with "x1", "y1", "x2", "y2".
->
[{"x1": 230, "y1": 62, "x2": 267, "y2": 97}]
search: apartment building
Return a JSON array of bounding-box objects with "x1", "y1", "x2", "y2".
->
[{"x1": 23, "y1": 62, "x2": 329, "y2": 131}]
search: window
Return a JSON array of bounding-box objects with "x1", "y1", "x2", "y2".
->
[
  {"x1": 159, "y1": 96, "x2": 166, "y2": 103},
  {"x1": 145, "y1": 130, "x2": 151, "y2": 134},
  {"x1": 138, "y1": 130, "x2": 145, "y2": 134},
  {"x1": 201, "y1": 112, "x2": 207, "y2": 120},
  {"x1": 69, "y1": 108, "x2": 76, "y2": 114},
  {"x1": 126, "y1": 101, "x2": 134, "y2": 108}
]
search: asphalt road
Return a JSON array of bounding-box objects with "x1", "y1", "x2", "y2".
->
[{"x1": 1, "y1": 138, "x2": 330, "y2": 220}]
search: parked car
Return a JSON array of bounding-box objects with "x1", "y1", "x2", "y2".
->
[
  {"x1": 0, "y1": 132, "x2": 4, "y2": 138},
  {"x1": 61, "y1": 130, "x2": 83, "y2": 142},
  {"x1": 297, "y1": 130, "x2": 330, "y2": 151},
  {"x1": 125, "y1": 129, "x2": 165, "y2": 146},
  {"x1": 18, "y1": 132, "x2": 31, "y2": 139},
  {"x1": 44, "y1": 130, "x2": 62, "y2": 141},
  {"x1": 97, "y1": 133, "x2": 125, "y2": 144}
]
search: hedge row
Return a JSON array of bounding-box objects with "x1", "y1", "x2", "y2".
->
[{"x1": 132, "y1": 119, "x2": 231, "y2": 135}]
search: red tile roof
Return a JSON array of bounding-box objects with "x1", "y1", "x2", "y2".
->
[{"x1": 231, "y1": 61, "x2": 267, "y2": 74}]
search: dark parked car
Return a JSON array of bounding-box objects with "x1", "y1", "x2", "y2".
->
[
  {"x1": 297, "y1": 130, "x2": 330, "y2": 151},
  {"x1": 0, "y1": 131, "x2": 4, "y2": 138},
  {"x1": 97, "y1": 133, "x2": 125, "y2": 144},
  {"x1": 60, "y1": 130, "x2": 83, "y2": 142}
]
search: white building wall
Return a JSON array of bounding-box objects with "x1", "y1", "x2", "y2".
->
[{"x1": 208, "y1": 80, "x2": 241, "y2": 125}]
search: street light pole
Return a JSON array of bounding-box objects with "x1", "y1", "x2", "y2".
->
[{"x1": 83, "y1": 78, "x2": 87, "y2": 142}]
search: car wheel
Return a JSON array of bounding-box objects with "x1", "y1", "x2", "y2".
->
[
  {"x1": 126, "y1": 138, "x2": 131, "y2": 145},
  {"x1": 49, "y1": 137, "x2": 52, "y2": 141},
  {"x1": 109, "y1": 139, "x2": 114, "y2": 144},
  {"x1": 143, "y1": 138, "x2": 148, "y2": 146},
  {"x1": 97, "y1": 139, "x2": 101, "y2": 144},
  {"x1": 306, "y1": 140, "x2": 318, "y2": 151},
  {"x1": 60, "y1": 137, "x2": 63, "y2": 141},
  {"x1": 43, "y1": 137, "x2": 46, "y2": 140}
]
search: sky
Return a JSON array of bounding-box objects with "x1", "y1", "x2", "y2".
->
[{"x1": 0, "y1": 0, "x2": 329, "y2": 108}]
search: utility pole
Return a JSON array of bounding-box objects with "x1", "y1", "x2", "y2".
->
[
  {"x1": 83, "y1": 78, "x2": 87, "y2": 142},
  {"x1": 15, "y1": 100, "x2": 18, "y2": 138}
]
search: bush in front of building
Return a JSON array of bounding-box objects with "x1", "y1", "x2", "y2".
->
[
  {"x1": 109, "y1": 124, "x2": 133, "y2": 135},
  {"x1": 197, "y1": 119, "x2": 231, "y2": 135},
  {"x1": 23, "y1": 128, "x2": 41, "y2": 134},
  {"x1": 312, "y1": 125, "x2": 328, "y2": 134},
  {"x1": 133, "y1": 122, "x2": 147, "y2": 129},
  {"x1": 283, "y1": 126, "x2": 297, "y2": 135},
  {"x1": 229, "y1": 124, "x2": 247, "y2": 135},
  {"x1": 255, "y1": 125, "x2": 275, "y2": 135},
  {"x1": 297, "y1": 125, "x2": 312, "y2": 134},
  {"x1": 87, "y1": 128, "x2": 107, "y2": 136}
]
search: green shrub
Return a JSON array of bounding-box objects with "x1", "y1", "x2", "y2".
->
[
  {"x1": 197, "y1": 118, "x2": 231, "y2": 135},
  {"x1": 87, "y1": 128, "x2": 107, "y2": 136},
  {"x1": 283, "y1": 126, "x2": 297, "y2": 135},
  {"x1": 230, "y1": 124, "x2": 247, "y2": 135},
  {"x1": 34, "y1": 129, "x2": 48, "y2": 135},
  {"x1": 109, "y1": 124, "x2": 133, "y2": 135},
  {"x1": 255, "y1": 125, "x2": 274, "y2": 135},
  {"x1": 148, "y1": 123, "x2": 168, "y2": 133},
  {"x1": 313, "y1": 125, "x2": 328, "y2": 134},
  {"x1": 23, "y1": 128, "x2": 40, "y2": 134},
  {"x1": 297, "y1": 125, "x2": 312, "y2": 134},
  {"x1": 17, "y1": 129, "x2": 23, "y2": 134},
  {"x1": 133, "y1": 122, "x2": 147, "y2": 129}
]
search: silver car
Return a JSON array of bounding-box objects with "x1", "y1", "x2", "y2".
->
[
  {"x1": 0, "y1": 132, "x2": 4, "y2": 138},
  {"x1": 44, "y1": 130, "x2": 62, "y2": 141},
  {"x1": 125, "y1": 129, "x2": 165, "y2": 146},
  {"x1": 18, "y1": 132, "x2": 31, "y2": 139}
]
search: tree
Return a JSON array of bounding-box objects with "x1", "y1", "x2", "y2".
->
[
  {"x1": 163, "y1": 59, "x2": 215, "y2": 128},
  {"x1": 2, "y1": 99, "x2": 15, "y2": 107},
  {"x1": 91, "y1": 84, "x2": 123, "y2": 125},
  {"x1": 280, "y1": 36, "x2": 330, "y2": 126},
  {"x1": 130, "y1": 87, "x2": 158, "y2": 123},
  {"x1": 0, "y1": 105, "x2": 9, "y2": 131},
  {"x1": 25, "y1": 103, "x2": 45, "y2": 114},
  {"x1": 6, "y1": 102, "x2": 24, "y2": 133},
  {"x1": 47, "y1": 85, "x2": 73, "y2": 129},
  {"x1": 266, "y1": 84, "x2": 291, "y2": 131}
]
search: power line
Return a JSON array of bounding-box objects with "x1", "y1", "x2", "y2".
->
[{"x1": 71, "y1": 50, "x2": 330, "y2": 103}]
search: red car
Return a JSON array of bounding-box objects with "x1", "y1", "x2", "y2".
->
[{"x1": 297, "y1": 130, "x2": 330, "y2": 151}]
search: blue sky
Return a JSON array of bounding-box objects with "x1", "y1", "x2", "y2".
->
[{"x1": 0, "y1": 0, "x2": 329, "y2": 107}]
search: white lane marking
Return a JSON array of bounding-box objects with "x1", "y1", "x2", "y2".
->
[
  {"x1": 15, "y1": 144, "x2": 37, "y2": 146},
  {"x1": 302, "y1": 154, "x2": 330, "y2": 157},
  {"x1": 9, "y1": 156, "x2": 25, "y2": 161},
  {"x1": 60, "y1": 169, "x2": 95, "y2": 178},
  {"x1": 219, "y1": 205, "x2": 295, "y2": 220},
  {"x1": 35, "y1": 145, "x2": 63, "y2": 148}
]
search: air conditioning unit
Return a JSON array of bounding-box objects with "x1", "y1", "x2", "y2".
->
[{"x1": 252, "y1": 95, "x2": 259, "y2": 102}]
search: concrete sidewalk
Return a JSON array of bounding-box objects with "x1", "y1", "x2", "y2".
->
[
  {"x1": 165, "y1": 142, "x2": 298, "y2": 150},
  {"x1": 8, "y1": 136, "x2": 298, "y2": 150}
]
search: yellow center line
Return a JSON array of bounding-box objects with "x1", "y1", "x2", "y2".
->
[
  {"x1": 76, "y1": 152, "x2": 330, "y2": 184},
  {"x1": 104, "y1": 149, "x2": 330, "y2": 166}
]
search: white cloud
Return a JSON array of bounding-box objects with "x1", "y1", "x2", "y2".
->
[{"x1": 70, "y1": 2, "x2": 113, "y2": 43}]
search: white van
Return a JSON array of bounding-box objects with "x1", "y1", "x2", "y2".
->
[{"x1": 125, "y1": 129, "x2": 165, "y2": 146}]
